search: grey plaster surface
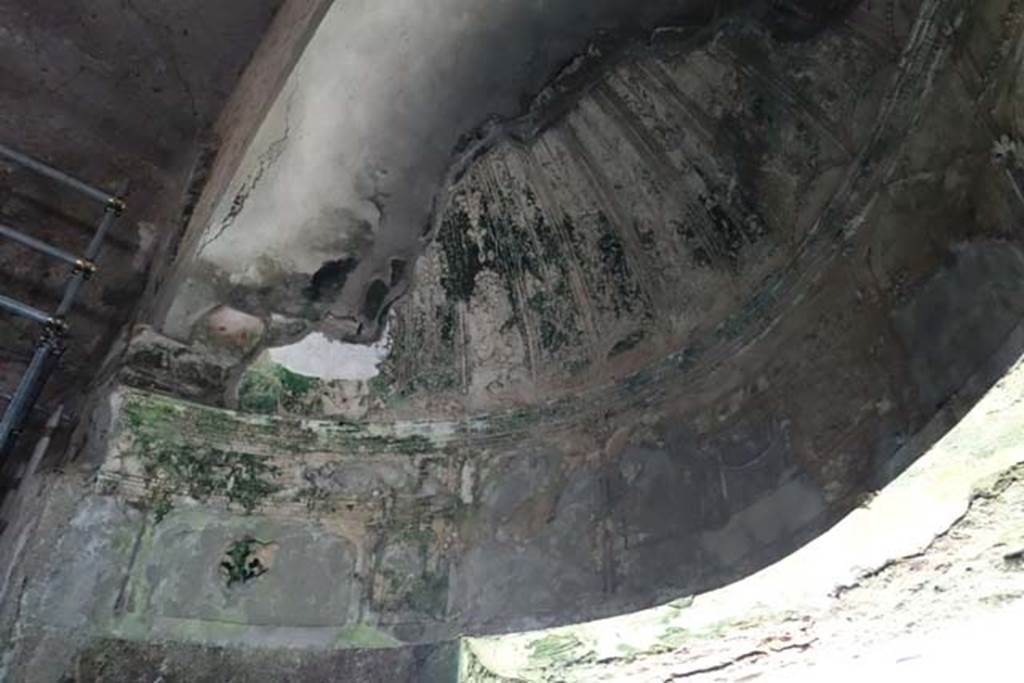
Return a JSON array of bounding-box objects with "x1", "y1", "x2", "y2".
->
[{"x1": 138, "y1": 511, "x2": 358, "y2": 628}]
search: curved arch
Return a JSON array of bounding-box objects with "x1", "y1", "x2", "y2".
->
[{"x1": 23, "y1": 0, "x2": 1024, "y2": 659}]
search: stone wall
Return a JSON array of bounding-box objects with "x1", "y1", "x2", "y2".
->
[
  {"x1": 68, "y1": 0, "x2": 1024, "y2": 640},
  {"x1": 3, "y1": 0, "x2": 1024, "y2": 679}
]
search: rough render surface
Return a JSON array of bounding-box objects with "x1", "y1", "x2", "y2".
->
[{"x1": 2, "y1": 0, "x2": 1024, "y2": 680}]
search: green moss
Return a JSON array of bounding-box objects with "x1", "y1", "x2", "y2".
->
[
  {"x1": 156, "y1": 447, "x2": 277, "y2": 519},
  {"x1": 479, "y1": 198, "x2": 540, "y2": 283},
  {"x1": 438, "y1": 303, "x2": 457, "y2": 346},
  {"x1": 118, "y1": 390, "x2": 446, "y2": 525},
  {"x1": 193, "y1": 406, "x2": 243, "y2": 438},
  {"x1": 438, "y1": 204, "x2": 483, "y2": 302},
  {"x1": 221, "y1": 537, "x2": 272, "y2": 586},
  {"x1": 275, "y1": 364, "x2": 315, "y2": 396},
  {"x1": 384, "y1": 307, "x2": 461, "y2": 399},
  {"x1": 238, "y1": 363, "x2": 282, "y2": 414},
  {"x1": 123, "y1": 398, "x2": 180, "y2": 432},
  {"x1": 238, "y1": 362, "x2": 320, "y2": 415},
  {"x1": 132, "y1": 428, "x2": 282, "y2": 523}
]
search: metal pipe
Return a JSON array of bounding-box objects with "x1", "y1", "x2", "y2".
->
[
  {"x1": 85, "y1": 190, "x2": 125, "y2": 260},
  {"x1": 0, "y1": 142, "x2": 118, "y2": 208},
  {"x1": 55, "y1": 197, "x2": 122, "y2": 318},
  {"x1": 0, "y1": 341, "x2": 54, "y2": 455},
  {"x1": 0, "y1": 293, "x2": 54, "y2": 327},
  {"x1": 0, "y1": 181, "x2": 127, "y2": 457},
  {"x1": 0, "y1": 222, "x2": 89, "y2": 271}
]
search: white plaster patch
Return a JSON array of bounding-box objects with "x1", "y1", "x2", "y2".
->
[{"x1": 268, "y1": 328, "x2": 390, "y2": 381}]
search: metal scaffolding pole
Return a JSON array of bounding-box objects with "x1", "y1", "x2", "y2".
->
[
  {"x1": 56, "y1": 202, "x2": 119, "y2": 318},
  {"x1": 0, "y1": 142, "x2": 121, "y2": 209},
  {"x1": 0, "y1": 293, "x2": 56, "y2": 327},
  {"x1": 0, "y1": 141, "x2": 127, "y2": 457},
  {"x1": 0, "y1": 341, "x2": 57, "y2": 455},
  {"x1": 0, "y1": 222, "x2": 90, "y2": 271}
]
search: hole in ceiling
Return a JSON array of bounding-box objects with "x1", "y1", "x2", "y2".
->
[{"x1": 267, "y1": 324, "x2": 392, "y2": 382}]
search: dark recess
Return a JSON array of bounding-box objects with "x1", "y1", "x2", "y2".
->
[
  {"x1": 763, "y1": 0, "x2": 862, "y2": 41},
  {"x1": 362, "y1": 279, "x2": 391, "y2": 323},
  {"x1": 305, "y1": 257, "x2": 359, "y2": 302}
]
